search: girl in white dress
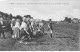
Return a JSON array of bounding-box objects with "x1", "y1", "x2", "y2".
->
[{"x1": 12, "y1": 19, "x2": 21, "y2": 38}]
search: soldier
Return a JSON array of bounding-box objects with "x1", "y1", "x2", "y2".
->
[
  {"x1": 0, "y1": 17, "x2": 5, "y2": 39},
  {"x1": 48, "y1": 19, "x2": 53, "y2": 38}
]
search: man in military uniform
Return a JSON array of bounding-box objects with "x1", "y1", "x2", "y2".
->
[
  {"x1": 0, "y1": 17, "x2": 5, "y2": 39},
  {"x1": 48, "y1": 19, "x2": 53, "y2": 38}
]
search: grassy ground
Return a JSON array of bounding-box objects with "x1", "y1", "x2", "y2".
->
[{"x1": 0, "y1": 23, "x2": 79, "y2": 51}]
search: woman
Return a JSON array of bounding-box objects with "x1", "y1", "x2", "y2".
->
[
  {"x1": 11, "y1": 18, "x2": 16, "y2": 34},
  {"x1": 19, "y1": 17, "x2": 32, "y2": 43}
]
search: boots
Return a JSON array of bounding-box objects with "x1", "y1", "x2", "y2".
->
[{"x1": 51, "y1": 34, "x2": 52, "y2": 38}]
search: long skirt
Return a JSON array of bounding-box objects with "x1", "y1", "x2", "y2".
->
[{"x1": 13, "y1": 27, "x2": 20, "y2": 38}]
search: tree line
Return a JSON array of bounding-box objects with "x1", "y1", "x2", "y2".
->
[
  {"x1": 0, "y1": 11, "x2": 33, "y2": 21},
  {"x1": 0, "y1": 11, "x2": 78, "y2": 23},
  {"x1": 64, "y1": 17, "x2": 72, "y2": 23}
]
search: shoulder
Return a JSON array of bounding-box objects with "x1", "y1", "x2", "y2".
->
[
  {"x1": 22, "y1": 21, "x2": 26, "y2": 23},
  {"x1": 22, "y1": 22, "x2": 27, "y2": 25}
]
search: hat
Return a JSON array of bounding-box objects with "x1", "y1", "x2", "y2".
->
[{"x1": 24, "y1": 15, "x2": 32, "y2": 18}]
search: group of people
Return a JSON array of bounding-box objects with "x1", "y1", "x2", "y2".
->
[
  {"x1": 0, "y1": 15, "x2": 53, "y2": 44},
  {"x1": 11, "y1": 16, "x2": 44, "y2": 42}
]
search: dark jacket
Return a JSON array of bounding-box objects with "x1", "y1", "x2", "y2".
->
[
  {"x1": 0, "y1": 22, "x2": 3, "y2": 33},
  {"x1": 49, "y1": 22, "x2": 53, "y2": 30}
]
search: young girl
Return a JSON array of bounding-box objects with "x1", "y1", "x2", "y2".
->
[{"x1": 13, "y1": 19, "x2": 21, "y2": 38}]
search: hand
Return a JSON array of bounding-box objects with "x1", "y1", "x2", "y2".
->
[{"x1": 2, "y1": 26, "x2": 5, "y2": 28}]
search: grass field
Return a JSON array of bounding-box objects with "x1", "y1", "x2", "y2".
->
[{"x1": 0, "y1": 22, "x2": 79, "y2": 51}]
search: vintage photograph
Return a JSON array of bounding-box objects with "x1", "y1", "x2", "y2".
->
[{"x1": 0, "y1": 0, "x2": 79, "y2": 51}]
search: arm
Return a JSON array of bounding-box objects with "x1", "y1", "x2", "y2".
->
[
  {"x1": 11, "y1": 23, "x2": 13, "y2": 28},
  {"x1": 48, "y1": 24, "x2": 50, "y2": 28}
]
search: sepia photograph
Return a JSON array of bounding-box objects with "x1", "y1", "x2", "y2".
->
[{"x1": 0, "y1": 0, "x2": 79, "y2": 51}]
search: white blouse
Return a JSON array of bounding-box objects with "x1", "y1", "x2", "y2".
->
[
  {"x1": 14, "y1": 22, "x2": 20, "y2": 28},
  {"x1": 20, "y1": 21, "x2": 27, "y2": 31}
]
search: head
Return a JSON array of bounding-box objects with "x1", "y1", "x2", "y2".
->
[
  {"x1": 0, "y1": 14, "x2": 2, "y2": 17},
  {"x1": 30, "y1": 18, "x2": 33, "y2": 22},
  {"x1": 49, "y1": 19, "x2": 52, "y2": 21},
  {"x1": 22, "y1": 17, "x2": 26, "y2": 21},
  {"x1": 0, "y1": 17, "x2": 3, "y2": 22},
  {"x1": 12, "y1": 18, "x2": 16, "y2": 22},
  {"x1": 16, "y1": 18, "x2": 20, "y2": 22}
]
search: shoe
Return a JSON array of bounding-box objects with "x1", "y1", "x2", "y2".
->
[
  {"x1": 12, "y1": 35, "x2": 15, "y2": 38},
  {"x1": 19, "y1": 41, "x2": 23, "y2": 43},
  {"x1": 24, "y1": 42, "x2": 28, "y2": 44}
]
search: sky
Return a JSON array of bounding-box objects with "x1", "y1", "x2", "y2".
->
[{"x1": 0, "y1": 0, "x2": 80, "y2": 21}]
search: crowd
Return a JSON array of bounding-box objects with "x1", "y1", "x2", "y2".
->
[{"x1": 0, "y1": 13, "x2": 53, "y2": 44}]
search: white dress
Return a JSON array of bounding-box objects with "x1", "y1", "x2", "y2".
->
[
  {"x1": 12, "y1": 21, "x2": 20, "y2": 38},
  {"x1": 14, "y1": 22, "x2": 20, "y2": 28}
]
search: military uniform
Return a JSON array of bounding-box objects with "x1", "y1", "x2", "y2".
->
[
  {"x1": 0, "y1": 21, "x2": 5, "y2": 39},
  {"x1": 48, "y1": 21, "x2": 53, "y2": 38}
]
